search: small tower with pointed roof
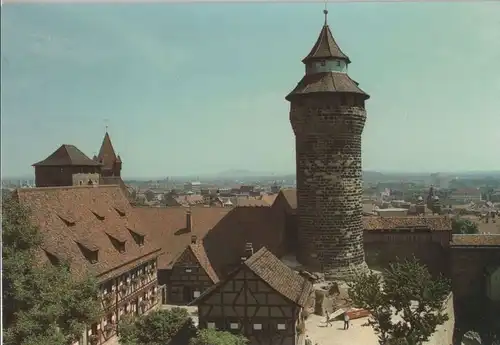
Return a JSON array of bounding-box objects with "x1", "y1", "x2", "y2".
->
[
  {"x1": 96, "y1": 131, "x2": 122, "y2": 178},
  {"x1": 286, "y1": 9, "x2": 370, "y2": 280}
]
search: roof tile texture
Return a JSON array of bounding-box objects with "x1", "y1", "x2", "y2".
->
[
  {"x1": 451, "y1": 234, "x2": 500, "y2": 246},
  {"x1": 16, "y1": 185, "x2": 161, "y2": 281},
  {"x1": 188, "y1": 243, "x2": 219, "y2": 283},
  {"x1": 135, "y1": 206, "x2": 285, "y2": 277},
  {"x1": 33, "y1": 144, "x2": 101, "y2": 167},
  {"x1": 363, "y1": 216, "x2": 452, "y2": 231},
  {"x1": 302, "y1": 25, "x2": 350, "y2": 63},
  {"x1": 244, "y1": 247, "x2": 313, "y2": 307},
  {"x1": 287, "y1": 72, "x2": 368, "y2": 99}
]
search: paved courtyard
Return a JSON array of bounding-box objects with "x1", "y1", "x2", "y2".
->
[{"x1": 305, "y1": 296, "x2": 455, "y2": 345}]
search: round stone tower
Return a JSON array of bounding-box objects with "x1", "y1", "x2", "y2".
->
[{"x1": 285, "y1": 10, "x2": 370, "y2": 280}]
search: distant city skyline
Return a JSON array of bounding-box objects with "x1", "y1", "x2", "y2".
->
[{"x1": 2, "y1": 2, "x2": 500, "y2": 178}]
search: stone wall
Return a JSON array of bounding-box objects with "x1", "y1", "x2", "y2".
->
[
  {"x1": 364, "y1": 231, "x2": 451, "y2": 277},
  {"x1": 290, "y1": 96, "x2": 367, "y2": 280}
]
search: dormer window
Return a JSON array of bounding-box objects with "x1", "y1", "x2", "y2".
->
[
  {"x1": 114, "y1": 207, "x2": 126, "y2": 217},
  {"x1": 91, "y1": 210, "x2": 105, "y2": 221},
  {"x1": 107, "y1": 233, "x2": 126, "y2": 253},
  {"x1": 45, "y1": 250, "x2": 61, "y2": 266},
  {"x1": 76, "y1": 241, "x2": 99, "y2": 264},
  {"x1": 128, "y1": 228, "x2": 145, "y2": 246},
  {"x1": 58, "y1": 214, "x2": 76, "y2": 227}
]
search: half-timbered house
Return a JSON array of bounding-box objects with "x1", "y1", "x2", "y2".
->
[
  {"x1": 192, "y1": 245, "x2": 313, "y2": 345},
  {"x1": 15, "y1": 184, "x2": 163, "y2": 345},
  {"x1": 168, "y1": 234, "x2": 219, "y2": 304}
]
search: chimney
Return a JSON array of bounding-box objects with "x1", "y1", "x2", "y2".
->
[
  {"x1": 191, "y1": 235, "x2": 197, "y2": 244},
  {"x1": 240, "y1": 242, "x2": 254, "y2": 262},
  {"x1": 186, "y1": 209, "x2": 192, "y2": 232}
]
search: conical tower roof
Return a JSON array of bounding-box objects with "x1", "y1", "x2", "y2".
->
[
  {"x1": 286, "y1": 9, "x2": 369, "y2": 101},
  {"x1": 97, "y1": 132, "x2": 118, "y2": 170},
  {"x1": 302, "y1": 22, "x2": 350, "y2": 64}
]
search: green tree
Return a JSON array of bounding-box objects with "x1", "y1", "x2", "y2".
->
[
  {"x1": 451, "y1": 218, "x2": 479, "y2": 234},
  {"x1": 2, "y1": 196, "x2": 101, "y2": 345},
  {"x1": 118, "y1": 308, "x2": 196, "y2": 345},
  {"x1": 189, "y1": 329, "x2": 249, "y2": 345},
  {"x1": 348, "y1": 257, "x2": 450, "y2": 345}
]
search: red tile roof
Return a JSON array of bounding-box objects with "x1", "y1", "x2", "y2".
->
[
  {"x1": 280, "y1": 189, "x2": 297, "y2": 209},
  {"x1": 188, "y1": 243, "x2": 219, "y2": 284},
  {"x1": 260, "y1": 194, "x2": 278, "y2": 206},
  {"x1": 244, "y1": 247, "x2": 313, "y2": 307},
  {"x1": 133, "y1": 207, "x2": 230, "y2": 270},
  {"x1": 15, "y1": 185, "x2": 161, "y2": 281},
  {"x1": 236, "y1": 198, "x2": 270, "y2": 207},
  {"x1": 203, "y1": 207, "x2": 285, "y2": 277},
  {"x1": 134, "y1": 206, "x2": 286, "y2": 277},
  {"x1": 363, "y1": 216, "x2": 452, "y2": 231},
  {"x1": 192, "y1": 247, "x2": 312, "y2": 308},
  {"x1": 451, "y1": 234, "x2": 500, "y2": 246},
  {"x1": 33, "y1": 144, "x2": 101, "y2": 167}
]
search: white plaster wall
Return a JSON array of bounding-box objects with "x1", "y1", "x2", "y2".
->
[{"x1": 424, "y1": 292, "x2": 454, "y2": 345}]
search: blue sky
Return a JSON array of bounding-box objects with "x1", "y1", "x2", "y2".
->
[{"x1": 2, "y1": 2, "x2": 499, "y2": 178}]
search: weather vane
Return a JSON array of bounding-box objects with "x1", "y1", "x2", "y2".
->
[
  {"x1": 104, "y1": 118, "x2": 109, "y2": 132},
  {"x1": 323, "y1": 0, "x2": 329, "y2": 25}
]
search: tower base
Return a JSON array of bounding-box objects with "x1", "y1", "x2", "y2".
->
[{"x1": 324, "y1": 261, "x2": 370, "y2": 282}]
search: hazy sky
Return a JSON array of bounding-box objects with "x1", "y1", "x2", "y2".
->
[{"x1": 2, "y1": 2, "x2": 500, "y2": 178}]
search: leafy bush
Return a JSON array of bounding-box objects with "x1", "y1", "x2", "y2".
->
[
  {"x1": 189, "y1": 329, "x2": 248, "y2": 345},
  {"x1": 348, "y1": 257, "x2": 450, "y2": 345},
  {"x1": 2, "y1": 197, "x2": 100, "y2": 345},
  {"x1": 119, "y1": 308, "x2": 196, "y2": 345}
]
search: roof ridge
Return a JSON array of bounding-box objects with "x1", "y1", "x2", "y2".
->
[{"x1": 17, "y1": 185, "x2": 122, "y2": 193}]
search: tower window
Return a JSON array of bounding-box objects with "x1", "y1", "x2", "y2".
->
[
  {"x1": 336, "y1": 61, "x2": 341, "y2": 67},
  {"x1": 320, "y1": 60, "x2": 326, "y2": 66}
]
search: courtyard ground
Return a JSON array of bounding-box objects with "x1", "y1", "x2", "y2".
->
[{"x1": 305, "y1": 294, "x2": 454, "y2": 345}]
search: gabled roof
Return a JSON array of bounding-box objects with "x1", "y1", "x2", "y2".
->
[
  {"x1": 244, "y1": 247, "x2": 312, "y2": 307},
  {"x1": 302, "y1": 24, "x2": 350, "y2": 64},
  {"x1": 133, "y1": 206, "x2": 230, "y2": 270},
  {"x1": 15, "y1": 185, "x2": 161, "y2": 281},
  {"x1": 135, "y1": 206, "x2": 286, "y2": 278},
  {"x1": 97, "y1": 132, "x2": 118, "y2": 170},
  {"x1": 191, "y1": 247, "x2": 312, "y2": 308},
  {"x1": 187, "y1": 243, "x2": 219, "y2": 283},
  {"x1": 280, "y1": 189, "x2": 297, "y2": 209},
  {"x1": 33, "y1": 144, "x2": 101, "y2": 167}
]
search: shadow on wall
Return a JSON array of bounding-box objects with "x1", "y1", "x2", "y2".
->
[{"x1": 364, "y1": 242, "x2": 449, "y2": 278}]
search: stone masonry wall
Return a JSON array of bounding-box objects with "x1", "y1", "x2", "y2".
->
[{"x1": 290, "y1": 95, "x2": 368, "y2": 280}]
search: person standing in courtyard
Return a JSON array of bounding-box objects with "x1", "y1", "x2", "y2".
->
[
  {"x1": 343, "y1": 313, "x2": 350, "y2": 330},
  {"x1": 305, "y1": 335, "x2": 312, "y2": 345},
  {"x1": 325, "y1": 310, "x2": 332, "y2": 327}
]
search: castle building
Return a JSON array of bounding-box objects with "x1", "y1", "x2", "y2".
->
[
  {"x1": 285, "y1": 10, "x2": 370, "y2": 280},
  {"x1": 33, "y1": 144, "x2": 102, "y2": 187},
  {"x1": 95, "y1": 131, "x2": 122, "y2": 178}
]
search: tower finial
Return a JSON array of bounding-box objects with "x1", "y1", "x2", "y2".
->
[
  {"x1": 323, "y1": 0, "x2": 328, "y2": 25},
  {"x1": 104, "y1": 118, "x2": 109, "y2": 133}
]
